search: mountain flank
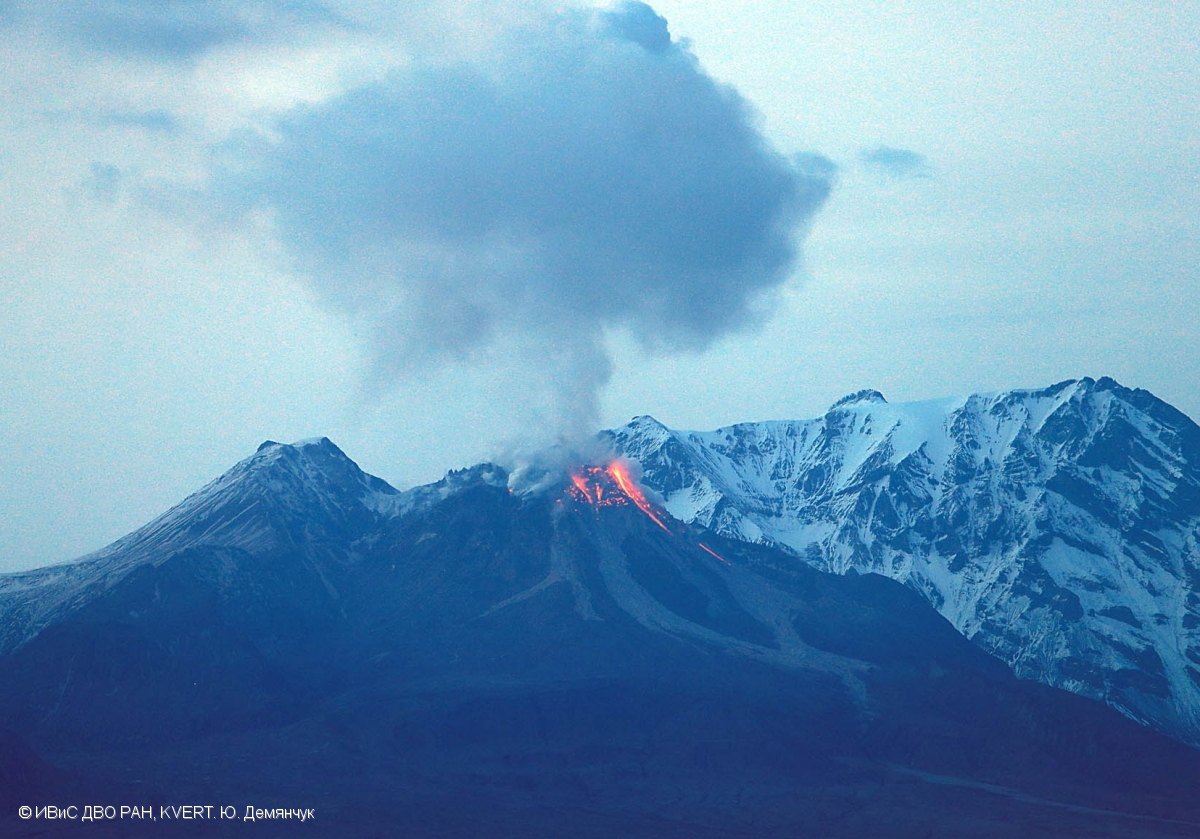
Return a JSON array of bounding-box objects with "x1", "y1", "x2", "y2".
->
[{"x1": 3, "y1": 379, "x2": 1200, "y2": 836}]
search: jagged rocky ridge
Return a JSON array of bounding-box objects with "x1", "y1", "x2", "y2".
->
[
  {"x1": 4, "y1": 426, "x2": 1200, "y2": 835},
  {"x1": 607, "y1": 377, "x2": 1200, "y2": 746}
]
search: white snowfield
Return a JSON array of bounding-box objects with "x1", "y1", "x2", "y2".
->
[{"x1": 608, "y1": 378, "x2": 1200, "y2": 746}]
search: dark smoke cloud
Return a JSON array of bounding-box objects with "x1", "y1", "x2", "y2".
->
[{"x1": 218, "y1": 1, "x2": 832, "y2": 435}]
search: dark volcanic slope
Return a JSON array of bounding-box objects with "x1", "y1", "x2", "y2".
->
[{"x1": 2, "y1": 441, "x2": 1200, "y2": 838}]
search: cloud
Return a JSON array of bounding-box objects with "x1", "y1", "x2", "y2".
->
[
  {"x1": 216, "y1": 1, "x2": 832, "y2": 436},
  {"x1": 793, "y1": 152, "x2": 840, "y2": 181},
  {"x1": 600, "y1": 0, "x2": 671, "y2": 53},
  {"x1": 8, "y1": 0, "x2": 340, "y2": 60},
  {"x1": 95, "y1": 109, "x2": 180, "y2": 133},
  {"x1": 860, "y1": 145, "x2": 931, "y2": 179},
  {"x1": 81, "y1": 162, "x2": 124, "y2": 203}
]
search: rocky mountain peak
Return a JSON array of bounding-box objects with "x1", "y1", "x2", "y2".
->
[
  {"x1": 829, "y1": 389, "x2": 888, "y2": 411},
  {"x1": 610, "y1": 379, "x2": 1200, "y2": 746}
]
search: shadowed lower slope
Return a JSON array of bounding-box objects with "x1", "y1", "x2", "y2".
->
[{"x1": 3, "y1": 442, "x2": 1200, "y2": 837}]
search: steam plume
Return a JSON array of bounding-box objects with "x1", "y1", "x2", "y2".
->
[{"x1": 220, "y1": 1, "x2": 832, "y2": 436}]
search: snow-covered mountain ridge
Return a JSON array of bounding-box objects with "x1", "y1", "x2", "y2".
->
[
  {"x1": 7, "y1": 418, "x2": 1200, "y2": 836},
  {"x1": 606, "y1": 377, "x2": 1200, "y2": 745},
  {"x1": 4, "y1": 376, "x2": 1199, "y2": 751}
]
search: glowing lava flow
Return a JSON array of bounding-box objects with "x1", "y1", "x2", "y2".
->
[
  {"x1": 697, "y1": 542, "x2": 731, "y2": 566},
  {"x1": 567, "y1": 462, "x2": 671, "y2": 532},
  {"x1": 570, "y1": 472, "x2": 599, "y2": 504},
  {"x1": 604, "y1": 461, "x2": 670, "y2": 532},
  {"x1": 568, "y1": 464, "x2": 732, "y2": 564}
]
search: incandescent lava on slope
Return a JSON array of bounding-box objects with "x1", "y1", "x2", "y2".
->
[
  {"x1": 566, "y1": 461, "x2": 730, "y2": 565},
  {"x1": 567, "y1": 462, "x2": 671, "y2": 532}
]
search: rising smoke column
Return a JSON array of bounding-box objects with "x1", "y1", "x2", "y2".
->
[{"x1": 220, "y1": 1, "x2": 832, "y2": 435}]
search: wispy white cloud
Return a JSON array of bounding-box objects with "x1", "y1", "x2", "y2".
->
[
  {"x1": 4, "y1": 0, "x2": 343, "y2": 60},
  {"x1": 860, "y1": 145, "x2": 931, "y2": 179}
]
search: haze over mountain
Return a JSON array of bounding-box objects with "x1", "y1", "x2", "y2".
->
[{"x1": 4, "y1": 378, "x2": 1200, "y2": 837}]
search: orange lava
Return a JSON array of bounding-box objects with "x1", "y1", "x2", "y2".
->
[
  {"x1": 697, "y1": 542, "x2": 731, "y2": 566},
  {"x1": 567, "y1": 462, "x2": 671, "y2": 532},
  {"x1": 570, "y1": 472, "x2": 597, "y2": 504},
  {"x1": 605, "y1": 462, "x2": 670, "y2": 531}
]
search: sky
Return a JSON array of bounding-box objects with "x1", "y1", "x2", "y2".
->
[{"x1": 2, "y1": 0, "x2": 1198, "y2": 572}]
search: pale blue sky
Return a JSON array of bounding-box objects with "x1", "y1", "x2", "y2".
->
[{"x1": 2, "y1": 0, "x2": 1198, "y2": 571}]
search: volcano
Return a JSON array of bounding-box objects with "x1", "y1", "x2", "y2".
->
[
  {"x1": 568, "y1": 461, "x2": 671, "y2": 532},
  {"x1": 2, "y1": 436, "x2": 1200, "y2": 837}
]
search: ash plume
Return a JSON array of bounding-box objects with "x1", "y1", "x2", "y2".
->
[{"x1": 219, "y1": 1, "x2": 832, "y2": 437}]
